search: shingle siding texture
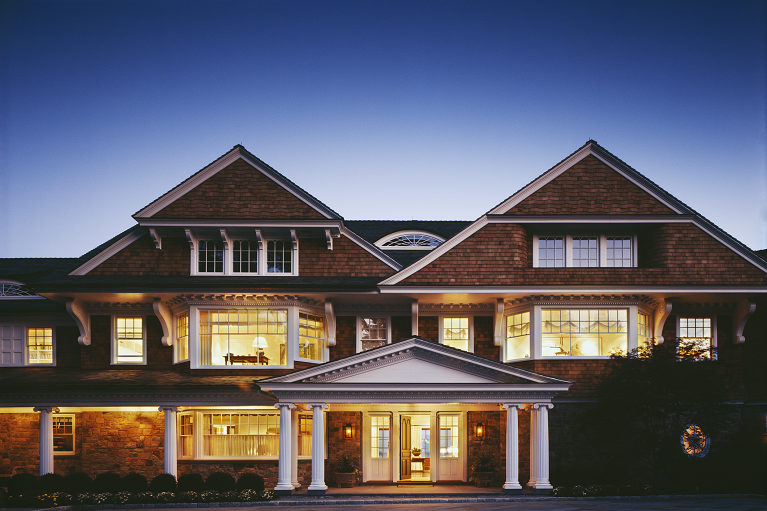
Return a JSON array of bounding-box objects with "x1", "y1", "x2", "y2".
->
[
  {"x1": 299, "y1": 235, "x2": 395, "y2": 278},
  {"x1": 151, "y1": 159, "x2": 326, "y2": 220},
  {"x1": 89, "y1": 234, "x2": 189, "y2": 275},
  {"x1": 502, "y1": 155, "x2": 676, "y2": 215}
]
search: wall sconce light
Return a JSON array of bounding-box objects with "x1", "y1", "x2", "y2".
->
[
  {"x1": 476, "y1": 422, "x2": 485, "y2": 440},
  {"x1": 344, "y1": 423, "x2": 353, "y2": 439}
]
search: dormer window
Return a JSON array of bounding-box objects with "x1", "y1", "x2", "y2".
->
[
  {"x1": 375, "y1": 231, "x2": 446, "y2": 250},
  {"x1": 198, "y1": 240, "x2": 224, "y2": 274},
  {"x1": 533, "y1": 235, "x2": 636, "y2": 268},
  {"x1": 232, "y1": 240, "x2": 258, "y2": 273},
  {"x1": 186, "y1": 229, "x2": 298, "y2": 276}
]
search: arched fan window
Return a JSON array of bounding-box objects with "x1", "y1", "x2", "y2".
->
[{"x1": 375, "y1": 231, "x2": 446, "y2": 250}]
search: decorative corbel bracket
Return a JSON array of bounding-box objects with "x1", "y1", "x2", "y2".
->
[
  {"x1": 149, "y1": 228, "x2": 162, "y2": 250},
  {"x1": 185, "y1": 229, "x2": 196, "y2": 249},
  {"x1": 411, "y1": 299, "x2": 419, "y2": 336},
  {"x1": 494, "y1": 298, "x2": 504, "y2": 346},
  {"x1": 325, "y1": 229, "x2": 334, "y2": 251},
  {"x1": 325, "y1": 300, "x2": 336, "y2": 346},
  {"x1": 254, "y1": 229, "x2": 263, "y2": 251},
  {"x1": 733, "y1": 299, "x2": 756, "y2": 344},
  {"x1": 219, "y1": 228, "x2": 231, "y2": 250},
  {"x1": 153, "y1": 298, "x2": 173, "y2": 347},
  {"x1": 65, "y1": 299, "x2": 91, "y2": 346},
  {"x1": 291, "y1": 230, "x2": 299, "y2": 275},
  {"x1": 290, "y1": 230, "x2": 298, "y2": 250},
  {"x1": 654, "y1": 300, "x2": 673, "y2": 344}
]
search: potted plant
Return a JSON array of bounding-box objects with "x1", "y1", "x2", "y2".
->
[
  {"x1": 334, "y1": 451, "x2": 359, "y2": 488},
  {"x1": 411, "y1": 447, "x2": 421, "y2": 457},
  {"x1": 471, "y1": 451, "x2": 496, "y2": 487}
]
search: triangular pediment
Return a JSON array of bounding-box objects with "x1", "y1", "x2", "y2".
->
[{"x1": 260, "y1": 338, "x2": 569, "y2": 386}]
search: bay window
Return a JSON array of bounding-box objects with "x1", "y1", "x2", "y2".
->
[
  {"x1": 542, "y1": 309, "x2": 627, "y2": 356},
  {"x1": 199, "y1": 309, "x2": 287, "y2": 366},
  {"x1": 298, "y1": 312, "x2": 323, "y2": 361},
  {"x1": 505, "y1": 312, "x2": 530, "y2": 360}
]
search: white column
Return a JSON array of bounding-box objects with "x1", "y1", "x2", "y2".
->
[
  {"x1": 291, "y1": 407, "x2": 300, "y2": 489},
  {"x1": 159, "y1": 406, "x2": 178, "y2": 477},
  {"x1": 274, "y1": 403, "x2": 295, "y2": 493},
  {"x1": 502, "y1": 404, "x2": 523, "y2": 492},
  {"x1": 34, "y1": 407, "x2": 57, "y2": 476},
  {"x1": 533, "y1": 403, "x2": 553, "y2": 491},
  {"x1": 529, "y1": 405, "x2": 537, "y2": 488},
  {"x1": 307, "y1": 403, "x2": 329, "y2": 493}
]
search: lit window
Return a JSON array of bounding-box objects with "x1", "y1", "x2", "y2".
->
[
  {"x1": 538, "y1": 237, "x2": 564, "y2": 267},
  {"x1": 439, "y1": 415, "x2": 459, "y2": 458},
  {"x1": 203, "y1": 413, "x2": 279, "y2": 457},
  {"x1": 27, "y1": 328, "x2": 53, "y2": 364},
  {"x1": 606, "y1": 237, "x2": 633, "y2": 267},
  {"x1": 359, "y1": 317, "x2": 388, "y2": 351},
  {"x1": 267, "y1": 240, "x2": 292, "y2": 273},
  {"x1": 177, "y1": 313, "x2": 189, "y2": 362},
  {"x1": 542, "y1": 309, "x2": 627, "y2": 357},
  {"x1": 53, "y1": 415, "x2": 74, "y2": 455},
  {"x1": 115, "y1": 317, "x2": 144, "y2": 364},
  {"x1": 442, "y1": 317, "x2": 470, "y2": 352},
  {"x1": 232, "y1": 240, "x2": 258, "y2": 273},
  {"x1": 299, "y1": 312, "x2": 324, "y2": 361},
  {"x1": 506, "y1": 312, "x2": 530, "y2": 360},
  {"x1": 681, "y1": 424, "x2": 711, "y2": 458},
  {"x1": 679, "y1": 317, "x2": 713, "y2": 358},
  {"x1": 198, "y1": 240, "x2": 224, "y2": 273},
  {"x1": 199, "y1": 309, "x2": 287, "y2": 366},
  {"x1": 371, "y1": 415, "x2": 390, "y2": 459},
  {"x1": 572, "y1": 237, "x2": 598, "y2": 267},
  {"x1": 179, "y1": 414, "x2": 194, "y2": 458},
  {"x1": 298, "y1": 415, "x2": 313, "y2": 456},
  {"x1": 638, "y1": 313, "x2": 651, "y2": 352}
]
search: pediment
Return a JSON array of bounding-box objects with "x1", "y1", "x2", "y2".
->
[{"x1": 260, "y1": 338, "x2": 569, "y2": 386}]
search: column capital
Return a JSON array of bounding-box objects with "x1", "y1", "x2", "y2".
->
[
  {"x1": 33, "y1": 407, "x2": 59, "y2": 413},
  {"x1": 275, "y1": 402, "x2": 295, "y2": 410},
  {"x1": 533, "y1": 403, "x2": 554, "y2": 410},
  {"x1": 307, "y1": 403, "x2": 328, "y2": 410},
  {"x1": 502, "y1": 403, "x2": 524, "y2": 410},
  {"x1": 159, "y1": 406, "x2": 178, "y2": 413}
]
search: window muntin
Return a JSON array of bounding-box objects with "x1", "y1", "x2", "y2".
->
[
  {"x1": 298, "y1": 415, "x2": 312, "y2": 457},
  {"x1": 115, "y1": 317, "x2": 144, "y2": 364},
  {"x1": 27, "y1": 327, "x2": 53, "y2": 364},
  {"x1": 203, "y1": 413, "x2": 279, "y2": 457},
  {"x1": 53, "y1": 415, "x2": 74, "y2": 455},
  {"x1": 267, "y1": 240, "x2": 292, "y2": 273},
  {"x1": 371, "y1": 415, "x2": 390, "y2": 459},
  {"x1": 538, "y1": 237, "x2": 564, "y2": 267},
  {"x1": 198, "y1": 240, "x2": 224, "y2": 273},
  {"x1": 177, "y1": 313, "x2": 189, "y2": 362},
  {"x1": 298, "y1": 312, "x2": 324, "y2": 361},
  {"x1": 360, "y1": 317, "x2": 388, "y2": 351},
  {"x1": 232, "y1": 240, "x2": 258, "y2": 273},
  {"x1": 199, "y1": 309, "x2": 287, "y2": 366},
  {"x1": 442, "y1": 317, "x2": 470, "y2": 352},
  {"x1": 377, "y1": 231, "x2": 445, "y2": 250},
  {"x1": 606, "y1": 237, "x2": 633, "y2": 267},
  {"x1": 506, "y1": 312, "x2": 530, "y2": 360},
  {"x1": 179, "y1": 414, "x2": 194, "y2": 458},
  {"x1": 1, "y1": 325, "x2": 24, "y2": 366},
  {"x1": 638, "y1": 312, "x2": 651, "y2": 351},
  {"x1": 542, "y1": 309, "x2": 627, "y2": 357},
  {"x1": 679, "y1": 317, "x2": 712, "y2": 358},
  {"x1": 572, "y1": 237, "x2": 598, "y2": 267},
  {"x1": 439, "y1": 415, "x2": 459, "y2": 458}
]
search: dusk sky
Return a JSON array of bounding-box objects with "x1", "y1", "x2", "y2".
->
[{"x1": 1, "y1": 0, "x2": 765, "y2": 258}]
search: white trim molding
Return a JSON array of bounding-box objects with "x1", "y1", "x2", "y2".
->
[
  {"x1": 65, "y1": 299, "x2": 91, "y2": 346},
  {"x1": 70, "y1": 228, "x2": 145, "y2": 276},
  {"x1": 153, "y1": 299, "x2": 173, "y2": 347},
  {"x1": 733, "y1": 299, "x2": 756, "y2": 344}
]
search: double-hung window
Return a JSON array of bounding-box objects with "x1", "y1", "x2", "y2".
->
[
  {"x1": 440, "y1": 317, "x2": 472, "y2": 352},
  {"x1": 506, "y1": 312, "x2": 530, "y2": 360},
  {"x1": 1, "y1": 325, "x2": 55, "y2": 366},
  {"x1": 533, "y1": 235, "x2": 636, "y2": 268},
  {"x1": 114, "y1": 317, "x2": 145, "y2": 364},
  {"x1": 678, "y1": 317, "x2": 715, "y2": 359},
  {"x1": 189, "y1": 230, "x2": 298, "y2": 276},
  {"x1": 53, "y1": 415, "x2": 75, "y2": 455},
  {"x1": 541, "y1": 309, "x2": 627, "y2": 357},
  {"x1": 358, "y1": 317, "x2": 389, "y2": 352}
]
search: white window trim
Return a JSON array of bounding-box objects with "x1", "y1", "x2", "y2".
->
[
  {"x1": 112, "y1": 315, "x2": 147, "y2": 366},
  {"x1": 296, "y1": 308, "x2": 327, "y2": 364},
  {"x1": 53, "y1": 413, "x2": 75, "y2": 456},
  {"x1": 188, "y1": 229, "x2": 299, "y2": 277},
  {"x1": 356, "y1": 315, "x2": 392, "y2": 353},
  {"x1": 0, "y1": 324, "x2": 56, "y2": 367},
  {"x1": 502, "y1": 309, "x2": 532, "y2": 363},
  {"x1": 676, "y1": 315, "x2": 718, "y2": 360},
  {"x1": 179, "y1": 409, "x2": 327, "y2": 461},
  {"x1": 374, "y1": 230, "x2": 446, "y2": 250},
  {"x1": 438, "y1": 315, "x2": 474, "y2": 353},
  {"x1": 532, "y1": 234, "x2": 638, "y2": 268},
  {"x1": 173, "y1": 310, "x2": 190, "y2": 365}
]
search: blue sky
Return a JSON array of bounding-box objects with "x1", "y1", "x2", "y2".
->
[{"x1": 1, "y1": 0, "x2": 765, "y2": 258}]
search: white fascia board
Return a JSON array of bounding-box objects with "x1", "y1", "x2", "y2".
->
[
  {"x1": 378, "y1": 217, "x2": 489, "y2": 285},
  {"x1": 340, "y1": 226, "x2": 402, "y2": 271},
  {"x1": 260, "y1": 383, "x2": 572, "y2": 393},
  {"x1": 69, "y1": 228, "x2": 146, "y2": 275},
  {"x1": 487, "y1": 215, "x2": 696, "y2": 224},
  {"x1": 134, "y1": 147, "x2": 340, "y2": 220},
  {"x1": 378, "y1": 285, "x2": 767, "y2": 294},
  {"x1": 138, "y1": 219, "x2": 345, "y2": 229},
  {"x1": 488, "y1": 144, "x2": 688, "y2": 216}
]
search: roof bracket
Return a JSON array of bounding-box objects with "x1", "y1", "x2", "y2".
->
[
  {"x1": 734, "y1": 299, "x2": 756, "y2": 344},
  {"x1": 153, "y1": 298, "x2": 173, "y2": 347},
  {"x1": 65, "y1": 299, "x2": 90, "y2": 346},
  {"x1": 654, "y1": 300, "x2": 673, "y2": 344},
  {"x1": 325, "y1": 229, "x2": 333, "y2": 251},
  {"x1": 149, "y1": 228, "x2": 162, "y2": 250},
  {"x1": 494, "y1": 298, "x2": 504, "y2": 346},
  {"x1": 255, "y1": 229, "x2": 263, "y2": 251}
]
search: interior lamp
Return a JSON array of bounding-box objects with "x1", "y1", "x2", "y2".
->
[
  {"x1": 476, "y1": 422, "x2": 485, "y2": 440},
  {"x1": 252, "y1": 337, "x2": 268, "y2": 349},
  {"x1": 344, "y1": 423, "x2": 353, "y2": 439}
]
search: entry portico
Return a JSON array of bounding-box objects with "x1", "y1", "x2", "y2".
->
[{"x1": 259, "y1": 337, "x2": 571, "y2": 495}]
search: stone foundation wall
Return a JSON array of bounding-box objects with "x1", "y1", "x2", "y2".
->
[
  {"x1": 177, "y1": 460, "x2": 312, "y2": 489},
  {"x1": 325, "y1": 410, "x2": 362, "y2": 487},
  {"x1": 0, "y1": 413, "x2": 39, "y2": 476}
]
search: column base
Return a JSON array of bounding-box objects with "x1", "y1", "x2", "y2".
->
[
  {"x1": 535, "y1": 487, "x2": 553, "y2": 494},
  {"x1": 307, "y1": 488, "x2": 328, "y2": 495},
  {"x1": 274, "y1": 484, "x2": 293, "y2": 496},
  {"x1": 503, "y1": 487, "x2": 523, "y2": 494}
]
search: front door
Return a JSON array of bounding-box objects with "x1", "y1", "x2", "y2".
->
[
  {"x1": 363, "y1": 414, "x2": 391, "y2": 481},
  {"x1": 438, "y1": 413, "x2": 463, "y2": 480},
  {"x1": 400, "y1": 415, "x2": 412, "y2": 480}
]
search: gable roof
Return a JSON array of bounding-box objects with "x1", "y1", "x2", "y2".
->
[
  {"x1": 380, "y1": 141, "x2": 767, "y2": 285},
  {"x1": 133, "y1": 145, "x2": 342, "y2": 220}
]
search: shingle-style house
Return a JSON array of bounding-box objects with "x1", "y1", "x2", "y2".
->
[{"x1": 1, "y1": 141, "x2": 765, "y2": 494}]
